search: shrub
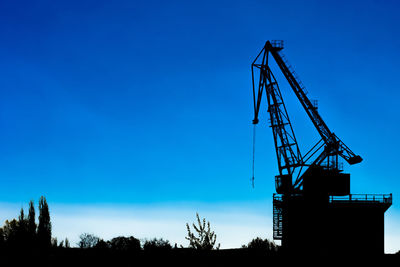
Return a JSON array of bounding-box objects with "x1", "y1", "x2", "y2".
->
[
  {"x1": 78, "y1": 233, "x2": 100, "y2": 248},
  {"x1": 185, "y1": 213, "x2": 220, "y2": 250},
  {"x1": 143, "y1": 238, "x2": 172, "y2": 251},
  {"x1": 244, "y1": 237, "x2": 277, "y2": 252},
  {"x1": 109, "y1": 236, "x2": 141, "y2": 251}
]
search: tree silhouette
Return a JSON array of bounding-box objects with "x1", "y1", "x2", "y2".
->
[
  {"x1": 0, "y1": 227, "x2": 4, "y2": 248},
  {"x1": 94, "y1": 239, "x2": 109, "y2": 249},
  {"x1": 243, "y1": 237, "x2": 277, "y2": 252},
  {"x1": 185, "y1": 213, "x2": 220, "y2": 250},
  {"x1": 37, "y1": 196, "x2": 51, "y2": 248},
  {"x1": 143, "y1": 238, "x2": 172, "y2": 251},
  {"x1": 17, "y1": 208, "x2": 29, "y2": 248},
  {"x1": 18, "y1": 208, "x2": 26, "y2": 228},
  {"x1": 78, "y1": 233, "x2": 100, "y2": 248},
  {"x1": 64, "y1": 238, "x2": 70, "y2": 248},
  {"x1": 109, "y1": 236, "x2": 141, "y2": 251},
  {"x1": 51, "y1": 237, "x2": 58, "y2": 247},
  {"x1": 0, "y1": 197, "x2": 53, "y2": 249},
  {"x1": 2, "y1": 219, "x2": 19, "y2": 247},
  {"x1": 27, "y1": 200, "x2": 37, "y2": 246}
]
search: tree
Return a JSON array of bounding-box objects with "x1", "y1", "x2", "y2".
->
[
  {"x1": 78, "y1": 233, "x2": 100, "y2": 248},
  {"x1": 51, "y1": 237, "x2": 58, "y2": 248},
  {"x1": 2, "y1": 219, "x2": 19, "y2": 246},
  {"x1": 143, "y1": 238, "x2": 172, "y2": 251},
  {"x1": 64, "y1": 238, "x2": 70, "y2": 248},
  {"x1": 27, "y1": 200, "x2": 37, "y2": 242},
  {"x1": 109, "y1": 236, "x2": 141, "y2": 251},
  {"x1": 0, "y1": 227, "x2": 5, "y2": 248},
  {"x1": 17, "y1": 208, "x2": 29, "y2": 247},
  {"x1": 18, "y1": 208, "x2": 28, "y2": 232},
  {"x1": 94, "y1": 239, "x2": 109, "y2": 249},
  {"x1": 185, "y1": 213, "x2": 220, "y2": 250},
  {"x1": 243, "y1": 237, "x2": 277, "y2": 252},
  {"x1": 37, "y1": 196, "x2": 52, "y2": 247},
  {"x1": 18, "y1": 208, "x2": 26, "y2": 229}
]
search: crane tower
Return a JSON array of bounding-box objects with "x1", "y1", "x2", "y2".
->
[{"x1": 252, "y1": 40, "x2": 392, "y2": 254}]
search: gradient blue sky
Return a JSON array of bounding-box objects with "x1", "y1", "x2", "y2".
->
[{"x1": 0, "y1": 0, "x2": 400, "y2": 251}]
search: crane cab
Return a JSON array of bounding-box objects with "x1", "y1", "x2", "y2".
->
[
  {"x1": 302, "y1": 167, "x2": 350, "y2": 196},
  {"x1": 275, "y1": 174, "x2": 292, "y2": 194}
]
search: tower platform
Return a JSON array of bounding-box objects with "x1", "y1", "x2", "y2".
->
[{"x1": 273, "y1": 193, "x2": 392, "y2": 254}]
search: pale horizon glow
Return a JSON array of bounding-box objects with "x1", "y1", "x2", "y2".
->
[
  {"x1": 0, "y1": 201, "x2": 274, "y2": 249},
  {"x1": 0, "y1": 201, "x2": 399, "y2": 253}
]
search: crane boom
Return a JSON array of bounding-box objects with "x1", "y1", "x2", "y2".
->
[
  {"x1": 267, "y1": 41, "x2": 362, "y2": 167},
  {"x1": 252, "y1": 40, "x2": 362, "y2": 190}
]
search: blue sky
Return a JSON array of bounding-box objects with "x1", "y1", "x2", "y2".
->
[{"x1": 0, "y1": 0, "x2": 400, "y2": 251}]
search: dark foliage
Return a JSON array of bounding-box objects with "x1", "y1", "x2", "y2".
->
[
  {"x1": 94, "y1": 239, "x2": 109, "y2": 249},
  {"x1": 0, "y1": 196, "x2": 51, "y2": 250},
  {"x1": 37, "y1": 196, "x2": 52, "y2": 248},
  {"x1": 186, "y1": 213, "x2": 220, "y2": 250},
  {"x1": 64, "y1": 238, "x2": 70, "y2": 248},
  {"x1": 109, "y1": 236, "x2": 141, "y2": 251},
  {"x1": 2, "y1": 219, "x2": 19, "y2": 247},
  {"x1": 143, "y1": 238, "x2": 172, "y2": 251},
  {"x1": 78, "y1": 233, "x2": 100, "y2": 248},
  {"x1": 27, "y1": 200, "x2": 36, "y2": 246},
  {"x1": 17, "y1": 208, "x2": 29, "y2": 248},
  {"x1": 243, "y1": 237, "x2": 277, "y2": 252}
]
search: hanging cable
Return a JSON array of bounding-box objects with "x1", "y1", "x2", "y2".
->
[{"x1": 251, "y1": 124, "x2": 256, "y2": 188}]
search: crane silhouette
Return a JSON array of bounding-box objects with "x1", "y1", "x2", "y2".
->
[{"x1": 250, "y1": 41, "x2": 390, "y2": 255}]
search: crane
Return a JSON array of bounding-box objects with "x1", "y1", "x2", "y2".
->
[
  {"x1": 251, "y1": 41, "x2": 364, "y2": 243},
  {"x1": 250, "y1": 41, "x2": 393, "y2": 254},
  {"x1": 252, "y1": 40, "x2": 362, "y2": 193}
]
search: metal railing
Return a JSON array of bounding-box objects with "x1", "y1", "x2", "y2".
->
[
  {"x1": 271, "y1": 40, "x2": 284, "y2": 49},
  {"x1": 273, "y1": 193, "x2": 282, "y2": 202},
  {"x1": 329, "y1": 194, "x2": 392, "y2": 204},
  {"x1": 274, "y1": 193, "x2": 392, "y2": 205}
]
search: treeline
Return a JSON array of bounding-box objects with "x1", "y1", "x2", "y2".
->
[
  {"x1": 0, "y1": 196, "x2": 56, "y2": 249},
  {"x1": 0, "y1": 198, "x2": 278, "y2": 254},
  {"x1": 76, "y1": 233, "x2": 278, "y2": 253},
  {"x1": 78, "y1": 233, "x2": 173, "y2": 251}
]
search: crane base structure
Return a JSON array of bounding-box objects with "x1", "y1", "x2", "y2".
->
[
  {"x1": 251, "y1": 40, "x2": 392, "y2": 255},
  {"x1": 274, "y1": 191, "x2": 392, "y2": 254}
]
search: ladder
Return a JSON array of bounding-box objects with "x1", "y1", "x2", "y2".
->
[{"x1": 273, "y1": 195, "x2": 283, "y2": 240}]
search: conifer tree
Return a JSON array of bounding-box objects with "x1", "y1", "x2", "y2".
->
[
  {"x1": 17, "y1": 208, "x2": 28, "y2": 246},
  {"x1": 37, "y1": 196, "x2": 51, "y2": 247},
  {"x1": 18, "y1": 208, "x2": 26, "y2": 230},
  {"x1": 65, "y1": 238, "x2": 70, "y2": 248},
  {"x1": 27, "y1": 200, "x2": 36, "y2": 245}
]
